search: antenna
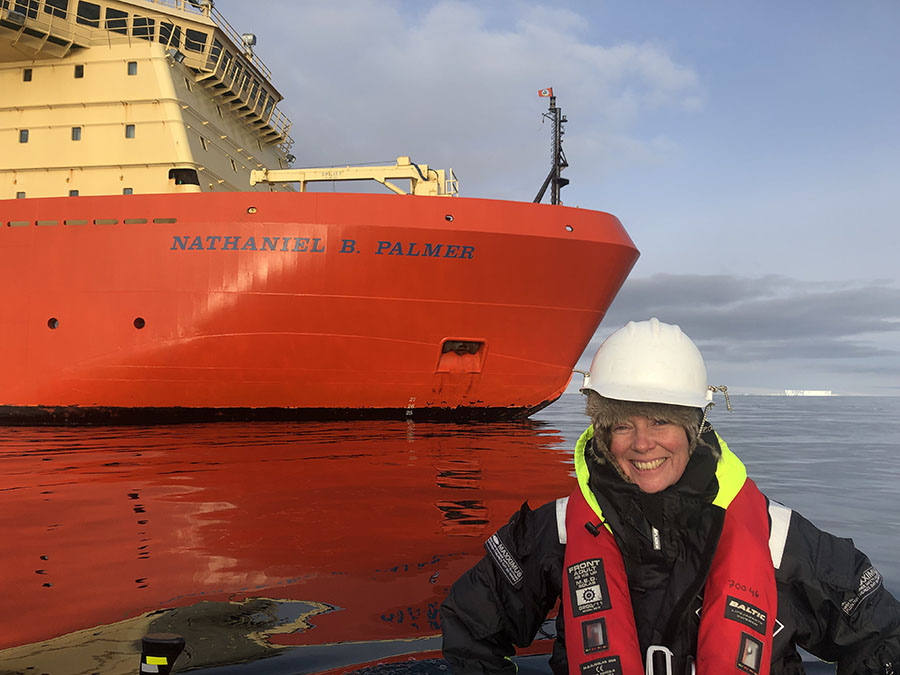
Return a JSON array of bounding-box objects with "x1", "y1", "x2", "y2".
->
[{"x1": 533, "y1": 88, "x2": 569, "y2": 205}]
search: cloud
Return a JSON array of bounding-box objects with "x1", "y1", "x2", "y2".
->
[
  {"x1": 580, "y1": 274, "x2": 900, "y2": 394},
  {"x1": 221, "y1": 0, "x2": 702, "y2": 200},
  {"x1": 215, "y1": 1, "x2": 899, "y2": 393},
  {"x1": 602, "y1": 274, "x2": 900, "y2": 340}
]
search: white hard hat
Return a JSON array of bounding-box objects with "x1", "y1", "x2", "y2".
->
[{"x1": 581, "y1": 318, "x2": 713, "y2": 408}]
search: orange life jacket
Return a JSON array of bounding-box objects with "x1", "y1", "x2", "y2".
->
[{"x1": 562, "y1": 428, "x2": 776, "y2": 675}]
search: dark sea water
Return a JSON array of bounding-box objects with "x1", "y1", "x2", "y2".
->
[{"x1": 0, "y1": 395, "x2": 897, "y2": 675}]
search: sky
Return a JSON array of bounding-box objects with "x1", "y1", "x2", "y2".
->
[{"x1": 217, "y1": 0, "x2": 900, "y2": 395}]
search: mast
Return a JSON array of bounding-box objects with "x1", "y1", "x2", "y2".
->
[{"x1": 533, "y1": 87, "x2": 569, "y2": 205}]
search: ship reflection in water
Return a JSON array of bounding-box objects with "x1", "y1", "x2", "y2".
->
[{"x1": 0, "y1": 420, "x2": 574, "y2": 674}]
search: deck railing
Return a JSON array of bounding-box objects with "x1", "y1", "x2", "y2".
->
[
  {"x1": 0, "y1": 0, "x2": 92, "y2": 49},
  {"x1": 141, "y1": 0, "x2": 273, "y2": 82},
  {"x1": 1, "y1": 0, "x2": 294, "y2": 153}
]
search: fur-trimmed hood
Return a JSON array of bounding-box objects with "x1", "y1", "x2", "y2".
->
[{"x1": 583, "y1": 391, "x2": 718, "y2": 485}]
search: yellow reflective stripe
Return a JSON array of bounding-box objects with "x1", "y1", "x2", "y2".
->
[
  {"x1": 574, "y1": 426, "x2": 612, "y2": 533},
  {"x1": 576, "y1": 427, "x2": 747, "y2": 512},
  {"x1": 146, "y1": 656, "x2": 168, "y2": 666},
  {"x1": 712, "y1": 432, "x2": 746, "y2": 508}
]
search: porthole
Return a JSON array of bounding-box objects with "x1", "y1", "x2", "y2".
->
[
  {"x1": 445, "y1": 214, "x2": 454, "y2": 222},
  {"x1": 48, "y1": 318, "x2": 59, "y2": 329},
  {"x1": 134, "y1": 317, "x2": 145, "y2": 329},
  {"x1": 247, "y1": 206, "x2": 257, "y2": 214},
  {"x1": 565, "y1": 225, "x2": 574, "y2": 232}
]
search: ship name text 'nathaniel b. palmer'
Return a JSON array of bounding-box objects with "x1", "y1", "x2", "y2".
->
[{"x1": 171, "y1": 236, "x2": 476, "y2": 258}]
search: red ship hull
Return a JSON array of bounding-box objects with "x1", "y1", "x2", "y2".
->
[{"x1": 0, "y1": 192, "x2": 637, "y2": 422}]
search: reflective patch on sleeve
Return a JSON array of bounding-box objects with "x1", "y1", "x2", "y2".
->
[
  {"x1": 557, "y1": 497, "x2": 569, "y2": 545},
  {"x1": 484, "y1": 533, "x2": 524, "y2": 589},
  {"x1": 767, "y1": 500, "x2": 792, "y2": 570},
  {"x1": 841, "y1": 565, "x2": 883, "y2": 616}
]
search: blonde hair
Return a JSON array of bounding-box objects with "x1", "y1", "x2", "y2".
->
[{"x1": 583, "y1": 391, "x2": 715, "y2": 480}]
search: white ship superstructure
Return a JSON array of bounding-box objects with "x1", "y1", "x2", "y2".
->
[{"x1": 1, "y1": 0, "x2": 294, "y2": 199}]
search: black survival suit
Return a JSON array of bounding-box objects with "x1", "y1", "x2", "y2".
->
[{"x1": 440, "y1": 429, "x2": 900, "y2": 674}]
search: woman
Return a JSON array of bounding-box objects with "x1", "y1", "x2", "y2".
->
[{"x1": 440, "y1": 319, "x2": 900, "y2": 674}]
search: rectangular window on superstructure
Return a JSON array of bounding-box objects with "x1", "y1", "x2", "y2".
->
[
  {"x1": 125, "y1": 124, "x2": 135, "y2": 139},
  {"x1": 16, "y1": 192, "x2": 26, "y2": 199},
  {"x1": 74, "y1": 64, "x2": 84, "y2": 78},
  {"x1": 23, "y1": 68, "x2": 32, "y2": 82},
  {"x1": 69, "y1": 190, "x2": 79, "y2": 197},
  {"x1": 127, "y1": 61, "x2": 137, "y2": 76},
  {"x1": 105, "y1": 7, "x2": 127, "y2": 35},
  {"x1": 19, "y1": 129, "x2": 28, "y2": 143},
  {"x1": 184, "y1": 29, "x2": 207, "y2": 53},
  {"x1": 123, "y1": 187, "x2": 133, "y2": 195},
  {"x1": 207, "y1": 39, "x2": 223, "y2": 71},
  {"x1": 220, "y1": 49, "x2": 234, "y2": 80},
  {"x1": 71, "y1": 126, "x2": 81, "y2": 140},
  {"x1": 158, "y1": 22, "x2": 181, "y2": 49},
  {"x1": 227, "y1": 61, "x2": 242, "y2": 88},
  {"x1": 44, "y1": 0, "x2": 68, "y2": 19},
  {"x1": 14, "y1": 1, "x2": 38, "y2": 19},
  {"x1": 132, "y1": 15, "x2": 154, "y2": 40},
  {"x1": 238, "y1": 71, "x2": 251, "y2": 97},
  {"x1": 76, "y1": 1, "x2": 100, "y2": 27}
]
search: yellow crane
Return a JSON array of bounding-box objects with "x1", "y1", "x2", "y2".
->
[{"x1": 250, "y1": 156, "x2": 458, "y2": 196}]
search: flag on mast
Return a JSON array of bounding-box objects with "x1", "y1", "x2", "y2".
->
[{"x1": 538, "y1": 87, "x2": 553, "y2": 97}]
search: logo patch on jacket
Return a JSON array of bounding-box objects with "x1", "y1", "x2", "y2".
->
[
  {"x1": 484, "y1": 534, "x2": 523, "y2": 588},
  {"x1": 567, "y1": 558, "x2": 612, "y2": 617},
  {"x1": 841, "y1": 565, "x2": 883, "y2": 616},
  {"x1": 725, "y1": 595, "x2": 767, "y2": 635}
]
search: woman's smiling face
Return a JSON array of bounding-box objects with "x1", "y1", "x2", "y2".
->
[{"x1": 607, "y1": 415, "x2": 691, "y2": 493}]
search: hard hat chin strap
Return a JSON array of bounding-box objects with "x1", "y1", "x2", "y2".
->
[
  {"x1": 709, "y1": 385, "x2": 732, "y2": 411},
  {"x1": 699, "y1": 385, "x2": 732, "y2": 437}
]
